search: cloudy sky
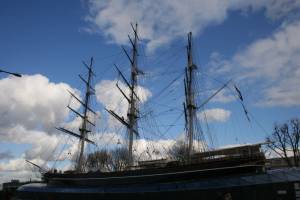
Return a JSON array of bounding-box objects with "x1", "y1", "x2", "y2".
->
[{"x1": 1, "y1": 0, "x2": 300, "y2": 184}]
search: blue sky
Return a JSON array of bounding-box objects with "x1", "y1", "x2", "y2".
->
[{"x1": 0, "y1": 0, "x2": 300, "y2": 182}]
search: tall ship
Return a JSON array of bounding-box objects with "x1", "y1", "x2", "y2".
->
[{"x1": 17, "y1": 24, "x2": 300, "y2": 200}]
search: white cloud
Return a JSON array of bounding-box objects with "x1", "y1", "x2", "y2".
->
[
  {"x1": 133, "y1": 139, "x2": 176, "y2": 160},
  {"x1": 0, "y1": 75, "x2": 153, "y2": 185},
  {"x1": 233, "y1": 21, "x2": 300, "y2": 106},
  {"x1": 134, "y1": 137, "x2": 205, "y2": 160},
  {"x1": 0, "y1": 157, "x2": 44, "y2": 171},
  {"x1": 85, "y1": 0, "x2": 300, "y2": 51},
  {"x1": 0, "y1": 74, "x2": 83, "y2": 161},
  {"x1": 0, "y1": 74, "x2": 82, "y2": 184},
  {"x1": 211, "y1": 89, "x2": 236, "y2": 104},
  {"x1": 86, "y1": 0, "x2": 228, "y2": 51},
  {"x1": 92, "y1": 132, "x2": 124, "y2": 147},
  {"x1": 0, "y1": 74, "x2": 80, "y2": 131},
  {"x1": 198, "y1": 108, "x2": 231, "y2": 123},
  {"x1": 233, "y1": 21, "x2": 300, "y2": 79},
  {"x1": 0, "y1": 122, "x2": 79, "y2": 164},
  {"x1": 205, "y1": 19, "x2": 300, "y2": 107},
  {"x1": 261, "y1": 0, "x2": 300, "y2": 20},
  {"x1": 229, "y1": 0, "x2": 300, "y2": 19},
  {"x1": 207, "y1": 52, "x2": 233, "y2": 74},
  {"x1": 262, "y1": 68, "x2": 300, "y2": 106}
]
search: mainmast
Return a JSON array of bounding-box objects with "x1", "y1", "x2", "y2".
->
[
  {"x1": 184, "y1": 32, "x2": 197, "y2": 161},
  {"x1": 106, "y1": 23, "x2": 140, "y2": 167},
  {"x1": 57, "y1": 57, "x2": 96, "y2": 172}
]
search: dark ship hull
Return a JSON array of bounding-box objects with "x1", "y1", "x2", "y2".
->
[
  {"x1": 17, "y1": 145, "x2": 276, "y2": 199},
  {"x1": 44, "y1": 154, "x2": 265, "y2": 186},
  {"x1": 17, "y1": 167, "x2": 300, "y2": 200}
]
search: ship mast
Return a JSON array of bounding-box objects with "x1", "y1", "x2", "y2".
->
[
  {"x1": 127, "y1": 23, "x2": 139, "y2": 166},
  {"x1": 77, "y1": 58, "x2": 95, "y2": 171},
  {"x1": 57, "y1": 57, "x2": 96, "y2": 172},
  {"x1": 184, "y1": 32, "x2": 197, "y2": 161},
  {"x1": 106, "y1": 23, "x2": 140, "y2": 167}
]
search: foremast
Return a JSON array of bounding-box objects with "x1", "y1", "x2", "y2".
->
[{"x1": 57, "y1": 57, "x2": 96, "y2": 172}]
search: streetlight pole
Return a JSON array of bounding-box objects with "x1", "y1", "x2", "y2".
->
[{"x1": 0, "y1": 69, "x2": 22, "y2": 77}]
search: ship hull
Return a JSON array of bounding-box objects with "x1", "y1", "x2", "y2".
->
[
  {"x1": 17, "y1": 168, "x2": 300, "y2": 200},
  {"x1": 43, "y1": 155, "x2": 266, "y2": 186},
  {"x1": 45, "y1": 164, "x2": 263, "y2": 187}
]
